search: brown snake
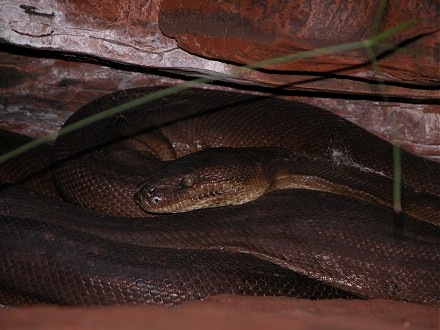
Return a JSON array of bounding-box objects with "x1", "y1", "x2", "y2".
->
[{"x1": 0, "y1": 87, "x2": 439, "y2": 306}]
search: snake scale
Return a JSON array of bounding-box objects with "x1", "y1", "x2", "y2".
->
[{"x1": 0, "y1": 87, "x2": 439, "y2": 306}]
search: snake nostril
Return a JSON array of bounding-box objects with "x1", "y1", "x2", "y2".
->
[
  {"x1": 146, "y1": 187, "x2": 155, "y2": 197},
  {"x1": 151, "y1": 196, "x2": 161, "y2": 204}
]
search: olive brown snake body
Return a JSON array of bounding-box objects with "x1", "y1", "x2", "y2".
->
[{"x1": 0, "y1": 88, "x2": 438, "y2": 306}]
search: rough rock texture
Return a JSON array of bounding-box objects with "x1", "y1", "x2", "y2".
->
[
  {"x1": 159, "y1": 0, "x2": 440, "y2": 85},
  {"x1": 0, "y1": 0, "x2": 229, "y2": 79},
  {"x1": 0, "y1": 1, "x2": 438, "y2": 160},
  {"x1": 0, "y1": 47, "x2": 185, "y2": 137},
  {"x1": 0, "y1": 0, "x2": 438, "y2": 98},
  {"x1": 0, "y1": 50, "x2": 438, "y2": 160},
  {"x1": 1, "y1": 296, "x2": 439, "y2": 330}
]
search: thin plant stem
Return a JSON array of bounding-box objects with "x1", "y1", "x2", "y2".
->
[{"x1": 365, "y1": 0, "x2": 402, "y2": 215}]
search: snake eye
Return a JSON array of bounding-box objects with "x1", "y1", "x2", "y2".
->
[
  {"x1": 146, "y1": 187, "x2": 156, "y2": 197},
  {"x1": 182, "y1": 174, "x2": 196, "y2": 187}
]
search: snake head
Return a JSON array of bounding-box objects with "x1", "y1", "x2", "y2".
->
[{"x1": 134, "y1": 147, "x2": 274, "y2": 213}]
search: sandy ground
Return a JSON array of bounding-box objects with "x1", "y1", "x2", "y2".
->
[{"x1": 1, "y1": 295, "x2": 438, "y2": 330}]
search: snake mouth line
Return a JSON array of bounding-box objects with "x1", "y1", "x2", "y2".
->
[
  {"x1": 192, "y1": 190, "x2": 225, "y2": 201},
  {"x1": 134, "y1": 186, "x2": 233, "y2": 213},
  {"x1": 173, "y1": 189, "x2": 231, "y2": 212}
]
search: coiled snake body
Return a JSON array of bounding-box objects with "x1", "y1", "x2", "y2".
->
[{"x1": 0, "y1": 88, "x2": 439, "y2": 306}]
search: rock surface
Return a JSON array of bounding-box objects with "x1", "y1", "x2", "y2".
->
[
  {"x1": 0, "y1": 50, "x2": 438, "y2": 160},
  {"x1": 0, "y1": 0, "x2": 438, "y2": 98},
  {"x1": 1, "y1": 295, "x2": 438, "y2": 330}
]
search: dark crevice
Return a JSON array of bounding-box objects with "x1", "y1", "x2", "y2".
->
[{"x1": 0, "y1": 42, "x2": 438, "y2": 105}]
